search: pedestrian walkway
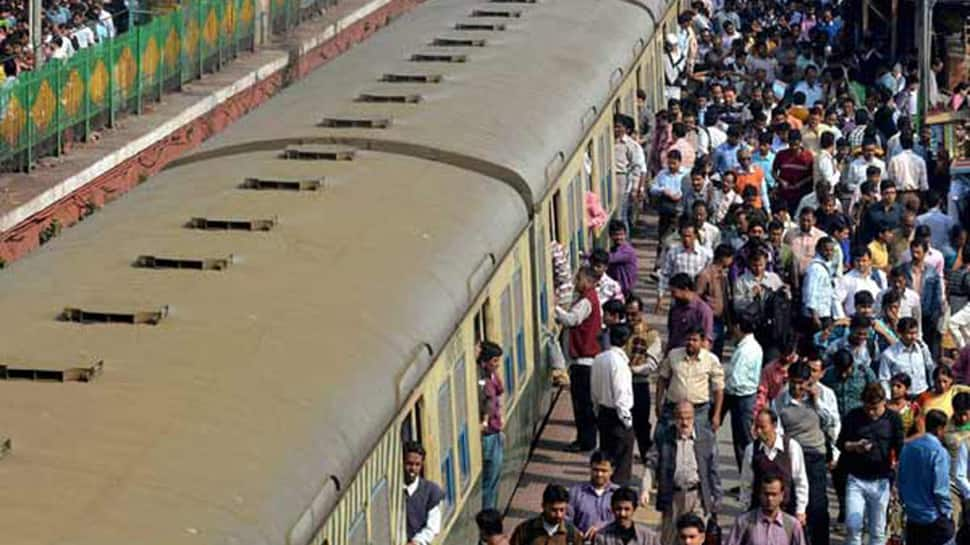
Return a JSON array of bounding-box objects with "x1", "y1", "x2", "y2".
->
[
  {"x1": 503, "y1": 210, "x2": 847, "y2": 541},
  {"x1": 505, "y1": 212, "x2": 745, "y2": 530}
]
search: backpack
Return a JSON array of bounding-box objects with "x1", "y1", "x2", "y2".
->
[{"x1": 761, "y1": 288, "x2": 793, "y2": 343}]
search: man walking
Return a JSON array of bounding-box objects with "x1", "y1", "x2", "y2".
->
[
  {"x1": 641, "y1": 401, "x2": 722, "y2": 545},
  {"x1": 898, "y1": 410, "x2": 955, "y2": 545},
  {"x1": 510, "y1": 484, "x2": 584, "y2": 545},
  {"x1": 725, "y1": 475, "x2": 807, "y2": 545},
  {"x1": 592, "y1": 487, "x2": 661, "y2": 545},
  {"x1": 591, "y1": 325, "x2": 636, "y2": 483},
  {"x1": 656, "y1": 326, "x2": 725, "y2": 439},
  {"x1": 836, "y1": 382, "x2": 905, "y2": 545},
  {"x1": 567, "y1": 451, "x2": 619, "y2": 541},
  {"x1": 723, "y1": 316, "x2": 763, "y2": 471},
  {"x1": 478, "y1": 341, "x2": 505, "y2": 510}
]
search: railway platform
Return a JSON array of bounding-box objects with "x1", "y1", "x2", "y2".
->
[{"x1": 502, "y1": 212, "x2": 846, "y2": 541}]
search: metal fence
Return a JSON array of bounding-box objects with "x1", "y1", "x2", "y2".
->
[{"x1": 0, "y1": 0, "x2": 260, "y2": 171}]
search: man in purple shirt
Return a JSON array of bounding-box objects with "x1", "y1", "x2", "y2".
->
[
  {"x1": 666, "y1": 272, "x2": 715, "y2": 352},
  {"x1": 608, "y1": 220, "x2": 639, "y2": 296},
  {"x1": 725, "y1": 474, "x2": 806, "y2": 545},
  {"x1": 478, "y1": 341, "x2": 505, "y2": 511},
  {"x1": 567, "y1": 451, "x2": 620, "y2": 541}
]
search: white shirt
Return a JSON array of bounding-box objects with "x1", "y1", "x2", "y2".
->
[
  {"x1": 591, "y1": 347, "x2": 634, "y2": 428},
  {"x1": 542, "y1": 519, "x2": 560, "y2": 536},
  {"x1": 845, "y1": 157, "x2": 886, "y2": 190},
  {"x1": 793, "y1": 80, "x2": 825, "y2": 106},
  {"x1": 740, "y1": 433, "x2": 809, "y2": 515},
  {"x1": 813, "y1": 149, "x2": 840, "y2": 186},
  {"x1": 888, "y1": 150, "x2": 928, "y2": 192},
  {"x1": 596, "y1": 274, "x2": 624, "y2": 310},
  {"x1": 838, "y1": 268, "x2": 888, "y2": 316},
  {"x1": 403, "y1": 478, "x2": 442, "y2": 545}
]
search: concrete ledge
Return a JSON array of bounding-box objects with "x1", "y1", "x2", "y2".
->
[{"x1": 0, "y1": 0, "x2": 423, "y2": 264}]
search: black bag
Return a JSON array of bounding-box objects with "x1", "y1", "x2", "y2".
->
[
  {"x1": 761, "y1": 288, "x2": 793, "y2": 343},
  {"x1": 704, "y1": 515, "x2": 722, "y2": 545}
]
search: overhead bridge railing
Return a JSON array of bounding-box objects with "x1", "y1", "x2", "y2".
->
[{"x1": 0, "y1": 0, "x2": 344, "y2": 172}]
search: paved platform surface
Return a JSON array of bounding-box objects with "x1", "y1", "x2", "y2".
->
[{"x1": 504, "y1": 212, "x2": 847, "y2": 541}]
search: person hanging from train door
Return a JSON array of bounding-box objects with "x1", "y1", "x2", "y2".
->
[
  {"x1": 663, "y1": 33, "x2": 687, "y2": 103},
  {"x1": 478, "y1": 341, "x2": 505, "y2": 511},
  {"x1": 402, "y1": 442, "x2": 444, "y2": 545},
  {"x1": 556, "y1": 266, "x2": 603, "y2": 453}
]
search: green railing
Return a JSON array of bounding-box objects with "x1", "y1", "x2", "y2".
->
[{"x1": 0, "y1": 0, "x2": 257, "y2": 170}]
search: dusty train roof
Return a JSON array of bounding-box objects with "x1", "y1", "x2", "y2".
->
[
  {"x1": 185, "y1": 0, "x2": 656, "y2": 205},
  {"x1": 0, "y1": 148, "x2": 526, "y2": 545}
]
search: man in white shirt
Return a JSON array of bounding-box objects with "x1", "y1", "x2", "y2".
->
[
  {"x1": 888, "y1": 134, "x2": 927, "y2": 211},
  {"x1": 845, "y1": 139, "x2": 886, "y2": 193},
  {"x1": 591, "y1": 325, "x2": 636, "y2": 484},
  {"x1": 839, "y1": 247, "x2": 888, "y2": 316},
  {"x1": 793, "y1": 66, "x2": 825, "y2": 107}
]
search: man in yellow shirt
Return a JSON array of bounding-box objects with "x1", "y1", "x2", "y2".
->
[{"x1": 868, "y1": 222, "x2": 895, "y2": 273}]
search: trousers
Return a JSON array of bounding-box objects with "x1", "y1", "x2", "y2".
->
[
  {"x1": 950, "y1": 304, "x2": 970, "y2": 350},
  {"x1": 596, "y1": 406, "x2": 635, "y2": 484},
  {"x1": 804, "y1": 449, "x2": 831, "y2": 545},
  {"x1": 906, "y1": 516, "x2": 955, "y2": 545},
  {"x1": 570, "y1": 364, "x2": 597, "y2": 450},
  {"x1": 481, "y1": 432, "x2": 504, "y2": 510},
  {"x1": 723, "y1": 393, "x2": 755, "y2": 472},
  {"x1": 845, "y1": 475, "x2": 890, "y2": 545},
  {"x1": 632, "y1": 381, "x2": 653, "y2": 461},
  {"x1": 660, "y1": 489, "x2": 705, "y2": 545}
]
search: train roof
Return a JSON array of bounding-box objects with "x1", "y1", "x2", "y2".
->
[
  {"x1": 186, "y1": 0, "x2": 656, "y2": 206},
  {"x1": 0, "y1": 0, "x2": 659, "y2": 542},
  {"x1": 0, "y1": 149, "x2": 524, "y2": 545}
]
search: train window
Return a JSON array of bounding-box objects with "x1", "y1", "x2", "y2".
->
[
  {"x1": 473, "y1": 300, "x2": 491, "y2": 346},
  {"x1": 566, "y1": 181, "x2": 578, "y2": 270},
  {"x1": 571, "y1": 174, "x2": 585, "y2": 253},
  {"x1": 370, "y1": 479, "x2": 392, "y2": 545},
  {"x1": 550, "y1": 190, "x2": 562, "y2": 244},
  {"x1": 454, "y1": 356, "x2": 471, "y2": 491},
  {"x1": 437, "y1": 380, "x2": 456, "y2": 518},
  {"x1": 600, "y1": 132, "x2": 613, "y2": 209},
  {"x1": 347, "y1": 511, "x2": 367, "y2": 545},
  {"x1": 536, "y1": 216, "x2": 549, "y2": 325},
  {"x1": 513, "y1": 268, "x2": 526, "y2": 378},
  {"x1": 400, "y1": 398, "x2": 425, "y2": 447},
  {"x1": 584, "y1": 145, "x2": 594, "y2": 192},
  {"x1": 500, "y1": 286, "x2": 516, "y2": 397}
]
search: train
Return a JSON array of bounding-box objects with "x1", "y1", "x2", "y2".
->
[{"x1": 0, "y1": 0, "x2": 682, "y2": 543}]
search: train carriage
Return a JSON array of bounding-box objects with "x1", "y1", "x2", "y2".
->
[{"x1": 0, "y1": 0, "x2": 680, "y2": 543}]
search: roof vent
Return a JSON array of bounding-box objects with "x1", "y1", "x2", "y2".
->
[
  {"x1": 454, "y1": 22, "x2": 506, "y2": 30},
  {"x1": 489, "y1": 0, "x2": 536, "y2": 3},
  {"x1": 0, "y1": 436, "x2": 9, "y2": 458},
  {"x1": 319, "y1": 115, "x2": 392, "y2": 129},
  {"x1": 411, "y1": 53, "x2": 468, "y2": 63},
  {"x1": 135, "y1": 255, "x2": 233, "y2": 271},
  {"x1": 0, "y1": 361, "x2": 103, "y2": 383},
  {"x1": 471, "y1": 8, "x2": 522, "y2": 16},
  {"x1": 187, "y1": 217, "x2": 277, "y2": 231},
  {"x1": 283, "y1": 145, "x2": 356, "y2": 161},
  {"x1": 432, "y1": 37, "x2": 487, "y2": 47},
  {"x1": 241, "y1": 177, "x2": 324, "y2": 191},
  {"x1": 382, "y1": 73, "x2": 443, "y2": 83},
  {"x1": 61, "y1": 307, "x2": 168, "y2": 325},
  {"x1": 357, "y1": 92, "x2": 424, "y2": 104}
]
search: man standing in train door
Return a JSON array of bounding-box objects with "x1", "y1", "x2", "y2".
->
[
  {"x1": 478, "y1": 340, "x2": 505, "y2": 511},
  {"x1": 556, "y1": 266, "x2": 604, "y2": 453},
  {"x1": 591, "y1": 324, "x2": 636, "y2": 484},
  {"x1": 402, "y1": 442, "x2": 444, "y2": 545}
]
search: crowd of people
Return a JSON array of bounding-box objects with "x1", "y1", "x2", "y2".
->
[
  {"x1": 0, "y1": 0, "x2": 136, "y2": 82},
  {"x1": 398, "y1": 1, "x2": 970, "y2": 545}
]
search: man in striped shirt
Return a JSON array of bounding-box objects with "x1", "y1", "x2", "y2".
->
[{"x1": 657, "y1": 218, "x2": 713, "y2": 313}]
